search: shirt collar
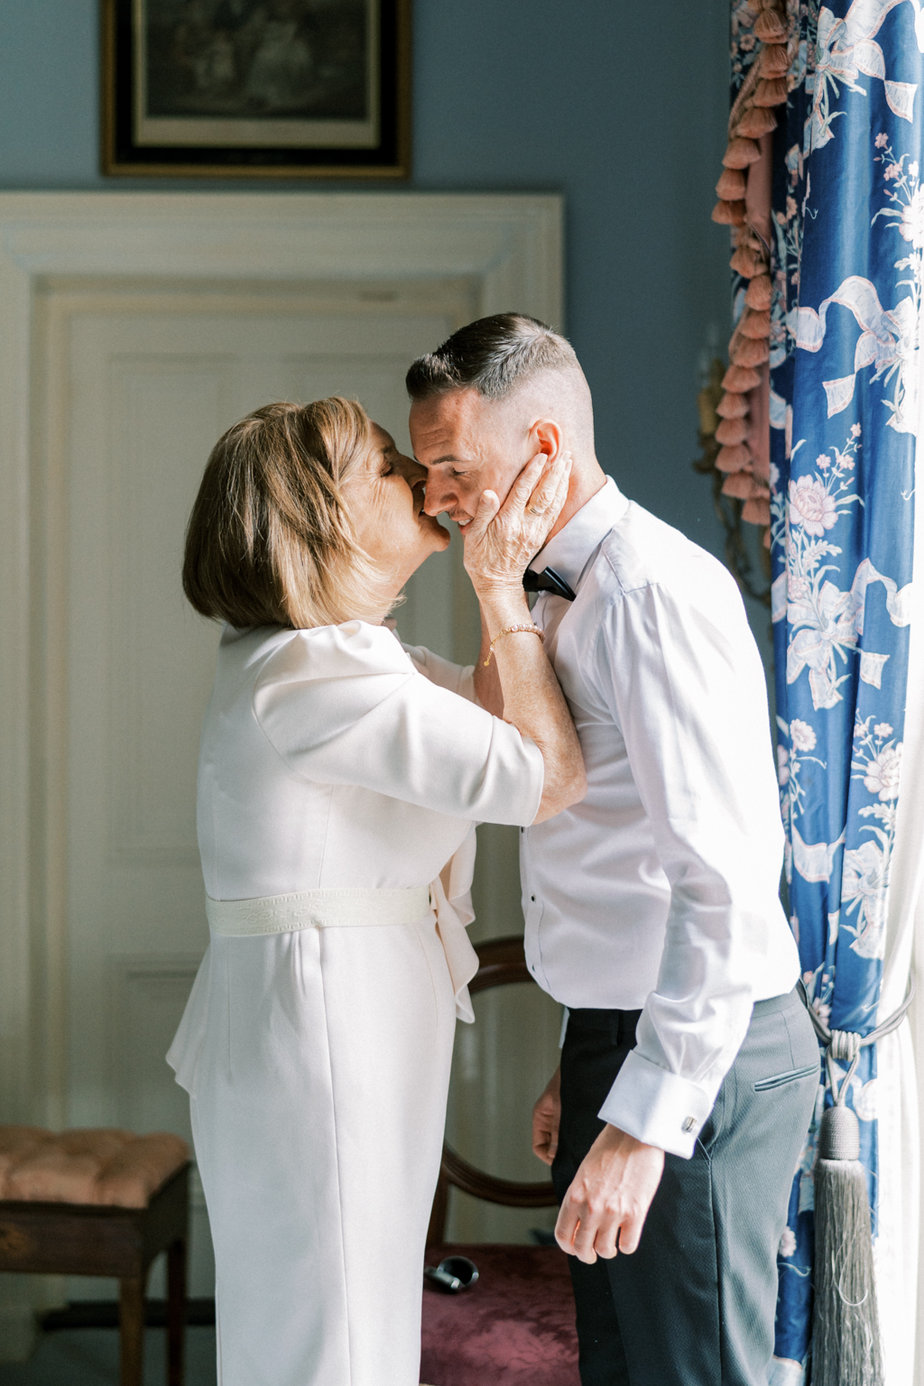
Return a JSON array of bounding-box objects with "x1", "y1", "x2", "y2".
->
[{"x1": 529, "y1": 476, "x2": 627, "y2": 589}]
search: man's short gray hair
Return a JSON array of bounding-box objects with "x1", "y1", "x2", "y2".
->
[{"x1": 406, "y1": 312, "x2": 580, "y2": 402}]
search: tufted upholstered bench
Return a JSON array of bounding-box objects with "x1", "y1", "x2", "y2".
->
[{"x1": 0, "y1": 1125, "x2": 190, "y2": 1386}]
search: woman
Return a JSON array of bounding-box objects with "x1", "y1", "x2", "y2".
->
[{"x1": 167, "y1": 397, "x2": 584, "y2": 1386}]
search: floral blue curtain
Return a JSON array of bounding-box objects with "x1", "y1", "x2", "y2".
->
[{"x1": 759, "y1": 0, "x2": 919, "y2": 1373}]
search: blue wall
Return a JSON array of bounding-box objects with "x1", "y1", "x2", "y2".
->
[{"x1": 0, "y1": 0, "x2": 735, "y2": 552}]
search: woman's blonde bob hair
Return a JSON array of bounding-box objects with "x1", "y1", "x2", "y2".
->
[{"x1": 183, "y1": 397, "x2": 394, "y2": 630}]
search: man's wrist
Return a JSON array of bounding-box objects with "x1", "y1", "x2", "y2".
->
[{"x1": 601, "y1": 1123, "x2": 662, "y2": 1156}]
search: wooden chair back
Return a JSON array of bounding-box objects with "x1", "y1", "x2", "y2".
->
[{"x1": 421, "y1": 935, "x2": 579, "y2": 1386}]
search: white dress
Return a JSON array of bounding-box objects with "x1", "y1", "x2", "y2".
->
[{"x1": 167, "y1": 621, "x2": 543, "y2": 1386}]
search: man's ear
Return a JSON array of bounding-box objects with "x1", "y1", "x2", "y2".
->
[{"x1": 529, "y1": 418, "x2": 564, "y2": 460}]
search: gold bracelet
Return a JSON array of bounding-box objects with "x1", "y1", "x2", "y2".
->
[{"x1": 482, "y1": 623, "x2": 544, "y2": 667}]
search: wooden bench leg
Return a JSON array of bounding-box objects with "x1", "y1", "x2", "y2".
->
[
  {"x1": 120, "y1": 1275, "x2": 146, "y2": 1386},
  {"x1": 166, "y1": 1236, "x2": 187, "y2": 1386}
]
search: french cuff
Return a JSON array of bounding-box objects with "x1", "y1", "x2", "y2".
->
[{"x1": 596, "y1": 1049, "x2": 714, "y2": 1160}]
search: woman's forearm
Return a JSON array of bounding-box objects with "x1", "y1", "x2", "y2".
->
[
  {"x1": 462, "y1": 452, "x2": 584, "y2": 819},
  {"x1": 473, "y1": 609, "x2": 504, "y2": 716},
  {"x1": 479, "y1": 588, "x2": 585, "y2": 821}
]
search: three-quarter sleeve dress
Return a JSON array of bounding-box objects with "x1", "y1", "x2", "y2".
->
[{"x1": 167, "y1": 620, "x2": 544, "y2": 1386}]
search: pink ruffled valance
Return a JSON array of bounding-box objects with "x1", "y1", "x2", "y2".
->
[{"x1": 711, "y1": 0, "x2": 795, "y2": 537}]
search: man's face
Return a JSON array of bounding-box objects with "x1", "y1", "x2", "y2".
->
[{"x1": 409, "y1": 389, "x2": 528, "y2": 533}]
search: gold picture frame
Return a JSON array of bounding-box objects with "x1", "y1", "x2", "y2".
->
[{"x1": 101, "y1": 0, "x2": 411, "y2": 179}]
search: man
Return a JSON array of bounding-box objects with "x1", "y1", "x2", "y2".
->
[{"x1": 406, "y1": 314, "x2": 818, "y2": 1386}]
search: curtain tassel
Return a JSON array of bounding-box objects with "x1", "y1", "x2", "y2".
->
[
  {"x1": 800, "y1": 985, "x2": 914, "y2": 1386},
  {"x1": 811, "y1": 1041, "x2": 884, "y2": 1386}
]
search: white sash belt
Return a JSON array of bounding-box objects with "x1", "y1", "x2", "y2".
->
[{"x1": 205, "y1": 885, "x2": 432, "y2": 937}]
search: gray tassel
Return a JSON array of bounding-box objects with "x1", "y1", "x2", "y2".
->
[
  {"x1": 797, "y1": 984, "x2": 914, "y2": 1386},
  {"x1": 811, "y1": 1101, "x2": 884, "y2": 1386}
]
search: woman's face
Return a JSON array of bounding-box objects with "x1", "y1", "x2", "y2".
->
[{"x1": 343, "y1": 423, "x2": 450, "y2": 596}]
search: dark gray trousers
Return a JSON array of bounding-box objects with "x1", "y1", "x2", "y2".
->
[{"x1": 552, "y1": 989, "x2": 817, "y2": 1386}]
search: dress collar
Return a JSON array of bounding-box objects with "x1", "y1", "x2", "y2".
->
[{"x1": 528, "y1": 476, "x2": 627, "y2": 590}]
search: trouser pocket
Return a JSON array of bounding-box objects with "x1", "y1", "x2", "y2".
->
[{"x1": 753, "y1": 1061, "x2": 820, "y2": 1092}]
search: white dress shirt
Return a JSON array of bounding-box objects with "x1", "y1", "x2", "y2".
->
[{"x1": 521, "y1": 478, "x2": 799, "y2": 1158}]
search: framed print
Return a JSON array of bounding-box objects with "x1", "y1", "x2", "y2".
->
[{"x1": 101, "y1": 0, "x2": 411, "y2": 178}]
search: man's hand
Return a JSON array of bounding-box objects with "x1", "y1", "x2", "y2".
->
[
  {"x1": 532, "y1": 1067, "x2": 562, "y2": 1166},
  {"x1": 555, "y1": 1126, "x2": 664, "y2": 1264}
]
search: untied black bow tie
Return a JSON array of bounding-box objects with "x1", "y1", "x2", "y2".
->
[{"x1": 522, "y1": 566, "x2": 576, "y2": 601}]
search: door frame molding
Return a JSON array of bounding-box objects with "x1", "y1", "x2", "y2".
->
[{"x1": 0, "y1": 190, "x2": 562, "y2": 1123}]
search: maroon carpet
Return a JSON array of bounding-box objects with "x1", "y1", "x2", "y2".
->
[{"x1": 421, "y1": 1242, "x2": 580, "y2": 1384}]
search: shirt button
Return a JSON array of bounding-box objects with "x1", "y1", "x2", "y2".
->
[{"x1": 530, "y1": 895, "x2": 536, "y2": 902}]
